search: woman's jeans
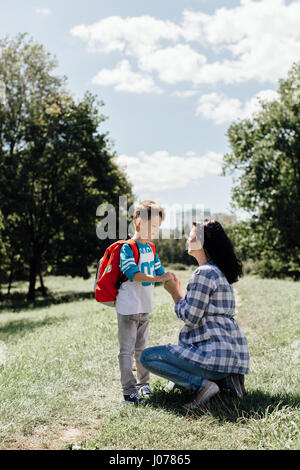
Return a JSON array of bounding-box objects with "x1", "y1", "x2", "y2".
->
[{"x1": 140, "y1": 345, "x2": 228, "y2": 393}]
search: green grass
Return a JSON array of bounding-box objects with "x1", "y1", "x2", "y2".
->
[{"x1": 0, "y1": 270, "x2": 299, "y2": 450}]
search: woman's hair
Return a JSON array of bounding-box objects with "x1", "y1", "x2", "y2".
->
[{"x1": 194, "y1": 218, "x2": 243, "y2": 284}]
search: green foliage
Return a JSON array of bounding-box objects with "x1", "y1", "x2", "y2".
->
[
  {"x1": 225, "y1": 220, "x2": 300, "y2": 280},
  {"x1": 0, "y1": 34, "x2": 134, "y2": 300},
  {"x1": 155, "y1": 232, "x2": 197, "y2": 267},
  {"x1": 223, "y1": 62, "x2": 300, "y2": 280}
]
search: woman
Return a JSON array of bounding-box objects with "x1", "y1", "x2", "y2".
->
[{"x1": 140, "y1": 218, "x2": 250, "y2": 409}]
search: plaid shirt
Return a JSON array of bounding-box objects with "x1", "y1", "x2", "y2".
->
[{"x1": 167, "y1": 260, "x2": 250, "y2": 375}]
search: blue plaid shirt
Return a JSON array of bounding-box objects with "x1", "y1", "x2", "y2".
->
[{"x1": 167, "y1": 260, "x2": 250, "y2": 375}]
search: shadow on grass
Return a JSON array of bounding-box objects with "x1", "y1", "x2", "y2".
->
[
  {"x1": 0, "y1": 291, "x2": 93, "y2": 313},
  {"x1": 146, "y1": 382, "x2": 300, "y2": 423},
  {"x1": 0, "y1": 316, "x2": 67, "y2": 341}
]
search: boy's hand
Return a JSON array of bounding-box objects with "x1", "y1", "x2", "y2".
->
[{"x1": 156, "y1": 272, "x2": 175, "y2": 283}]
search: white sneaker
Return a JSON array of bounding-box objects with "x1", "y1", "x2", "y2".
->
[
  {"x1": 139, "y1": 384, "x2": 153, "y2": 398},
  {"x1": 165, "y1": 381, "x2": 175, "y2": 391},
  {"x1": 165, "y1": 381, "x2": 185, "y2": 392},
  {"x1": 183, "y1": 382, "x2": 220, "y2": 410}
]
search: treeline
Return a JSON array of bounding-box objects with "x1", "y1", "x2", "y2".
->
[
  {"x1": 160, "y1": 62, "x2": 300, "y2": 280},
  {"x1": 0, "y1": 34, "x2": 133, "y2": 301},
  {"x1": 222, "y1": 61, "x2": 300, "y2": 281}
]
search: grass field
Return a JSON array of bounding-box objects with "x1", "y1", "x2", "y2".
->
[{"x1": 0, "y1": 269, "x2": 299, "y2": 450}]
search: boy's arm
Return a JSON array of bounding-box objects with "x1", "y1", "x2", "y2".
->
[
  {"x1": 132, "y1": 250, "x2": 172, "y2": 282},
  {"x1": 120, "y1": 244, "x2": 171, "y2": 283},
  {"x1": 119, "y1": 243, "x2": 140, "y2": 282},
  {"x1": 132, "y1": 272, "x2": 168, "y2": 282},
  {"x1": 154, "y1": 252, "x2": 165, "y2": 276}
]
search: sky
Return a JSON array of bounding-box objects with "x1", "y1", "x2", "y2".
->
[{"x1": 1, "y1": 0, "x2": 299, "y2": 224}]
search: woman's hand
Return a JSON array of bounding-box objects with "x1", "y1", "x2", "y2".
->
[
  {"x1": 164, "y1": 274, "x2": 185, "y2": 302},
  {"x1": 163, "y1": 278, "x2": 177, "y2": 293},
  {"x1": 164, "y1": 273, "x2": 182, "y2": 289}
]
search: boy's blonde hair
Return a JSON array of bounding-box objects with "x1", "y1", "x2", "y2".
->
[{"x1": 133, "y1": 200, "x2": 165, "y2": 222}]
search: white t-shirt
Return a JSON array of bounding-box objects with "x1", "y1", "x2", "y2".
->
[{"x1": 115, "y1": 240, "x2": 165, "y2": 315}]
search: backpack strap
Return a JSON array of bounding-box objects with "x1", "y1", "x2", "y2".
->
[
  {"x1": 148, "y1": 241, "x2": 156, "y2": 259},
  {"x1": 125, "y1": 238, "x2": 156, "y2": 258},
  {"x1": 126, "y1": 238, "x2": 156, "y2": 261},
  {"x1": 116, "y1": 239, "x2": 140, "y2": 289},
  {"x1": 126, "y1": 238, "x2": 140, "y2": 264}
]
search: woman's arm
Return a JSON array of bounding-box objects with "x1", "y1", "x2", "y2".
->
[{"x1": 165, "y1": 273, "x2": 216, "y2": 326}]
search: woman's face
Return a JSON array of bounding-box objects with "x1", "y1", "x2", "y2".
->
[{"x1": 187, "y1": 225, "x2": 203, "y2": 254}]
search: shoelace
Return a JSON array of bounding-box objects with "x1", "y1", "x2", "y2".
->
[{"x1": 129, "y1": 392, "x2": 142, "y2": 399}]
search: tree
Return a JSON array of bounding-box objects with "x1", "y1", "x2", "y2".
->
[
  {"x1": 155, "y1": 232, "x2": 197, "y2": 267},
  {"x1": 223, "y1": 62, "x2": 300, "y2": 280},
  {"x1": 0, "y1": 34, "x2": 134, "y2": 301}
]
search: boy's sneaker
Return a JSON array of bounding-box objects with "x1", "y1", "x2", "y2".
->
[
  {"x1": 138, "y1": 384, "x2": 153, "y2": 398},
  {"x1": 121, "y1": 392, "x2": 145, "y2": 405}
]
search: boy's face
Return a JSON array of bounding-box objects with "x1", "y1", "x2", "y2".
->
[{"x1": 136, "y1": 214, "x2": 162, "y2": 240}]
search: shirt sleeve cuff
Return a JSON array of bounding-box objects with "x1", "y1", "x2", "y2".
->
[
  {"x1": 155, "y1": 265, "x2": 165, "y2": 276},
  {"x1": 122, "y1": 265, "x2": 140, "y2": 282}
]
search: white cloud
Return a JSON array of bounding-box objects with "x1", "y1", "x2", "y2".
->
[
  {"x1": 138, "y1": 44, "x2": 207, "y2": 84},
  {"x1": 71, "y1": 1, "x2": 300, "y2": 91},
  {"x1": 196, "y1": 89, "x2": 279, "y2": 124},
  {"x1": 116, "y1": 150, "x2": 223, "y2": 192},
  {"x1": 181, "y1": 0, "x2": 300, "y2": 84},
  {"x1": 70, "y1": 15, "x2": 181, "y2": 57},
  {"x1": 172, "y1": 90, "x2": 198, "y2": 98},
  {"x1": 196, "y1": 93, "x2": 241, "y2": 124},
  {"x1": 91, "y1": 60, "x2": 162, "y2": 94},
  {"x1": 35, "y1": 8, "x2": 51, "y2": 15}
]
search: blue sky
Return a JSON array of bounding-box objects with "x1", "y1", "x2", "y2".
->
[{"x1": 1, "y1": 0, "x2": 299, "y2": 221}]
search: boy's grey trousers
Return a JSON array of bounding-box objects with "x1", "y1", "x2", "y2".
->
[{"x1": 117, "y1": 312, "x2": 150, "y2": 395}]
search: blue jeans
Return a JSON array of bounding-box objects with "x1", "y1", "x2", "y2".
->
[{"x1": 140, "y1": 345, "x2": 228, "y2": 393}]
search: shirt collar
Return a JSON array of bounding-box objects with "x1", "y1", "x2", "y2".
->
[{"x1": 204, "y1": 259, "x2": 215, "y2": 266}]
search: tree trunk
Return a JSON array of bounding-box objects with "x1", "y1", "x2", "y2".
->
[
  {"x1": 7, "y1": 269, "x2": 13, "y2": 296},
  {"x1": 39, "y1": 267, "x2": 47, "y2": 297},
  {"x1": 27, "y1": 255, "x2": 38, "y2": 302}
]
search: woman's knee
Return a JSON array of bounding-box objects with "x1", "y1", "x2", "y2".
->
[
  {"x1": 140, "y1": 348, "x2": 148, "y2": 367},
  {"x1": 140, "y1": 345, "x2": 167, "y2": 367}
]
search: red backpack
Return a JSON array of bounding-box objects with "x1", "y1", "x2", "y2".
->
[{"x1": 94, "y1": 239, "x2": 156, "y2": 307}]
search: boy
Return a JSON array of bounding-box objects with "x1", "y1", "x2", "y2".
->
[{"x1": 116, "y1": 200, "x2": 174, "y2": 405}]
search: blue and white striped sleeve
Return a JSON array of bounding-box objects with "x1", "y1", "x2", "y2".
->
[
  {"x1": 154, "y1": 252, "x2": 165, "y2": 276},
  {"x1": 119, "y1": 244, "x2": 140, "y2": 281},
  {"x1": 174, "y1": 272, "x2": 216, "y2": 326}
]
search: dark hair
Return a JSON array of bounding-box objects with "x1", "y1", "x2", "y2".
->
[{"x1": 194, "y1": 218, "x2": 243, "y2": 284}]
